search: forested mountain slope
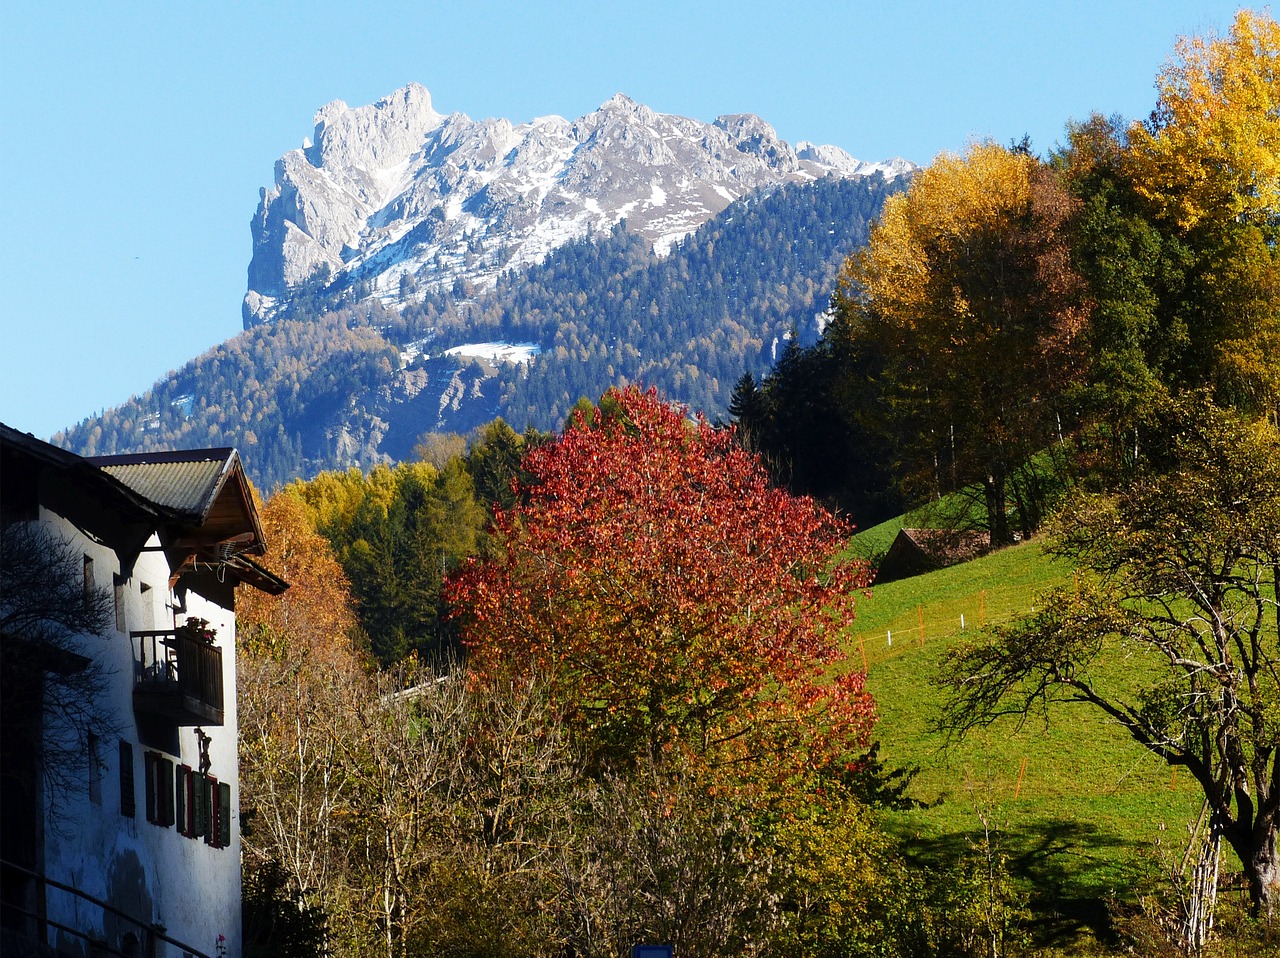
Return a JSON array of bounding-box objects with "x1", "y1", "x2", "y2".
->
[{"x1": 56, "y1": 175, "x2": 901, "y2": 489}]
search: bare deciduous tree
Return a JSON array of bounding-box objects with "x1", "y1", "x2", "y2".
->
[{"x1": 1, "y1": 521, "x2": 118, "y2": 825}]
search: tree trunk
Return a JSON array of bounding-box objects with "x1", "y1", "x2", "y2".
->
[
  {"x1": 1227, "y1": 814, "x2": 1280, "y2": 919},
  {"x1": 984, "y1": 470, "x2": 1013, "y2": 547},
  {"x1": 1244, "y1": 827, "x2": 1280, "y2": 918}
]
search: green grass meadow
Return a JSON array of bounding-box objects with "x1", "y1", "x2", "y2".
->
[{"x1": 843, "y1": 534, "x2": 1213, "y2": 950}]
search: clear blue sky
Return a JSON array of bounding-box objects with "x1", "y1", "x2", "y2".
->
[{"x1": 0, "y1": 1, "x2": 1247, "y2": 439}]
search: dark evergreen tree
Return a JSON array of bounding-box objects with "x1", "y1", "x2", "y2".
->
[
  {"x1": 752, "y1": 320, "x2": 903, "y2": 529},
  {"x1": 727, "y1": 372, "x2": 769, "y2": 451},
  {"x1": 464, "y1": 419, "x2": 542, "y2": 518},
  {"x1": 290, "y1": 460, "x2": 486, "y2": 668}
]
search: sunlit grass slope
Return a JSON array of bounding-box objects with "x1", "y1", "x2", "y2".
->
[{"x1": 844, "y1": 533, "x2": 1207, "y2": 946}]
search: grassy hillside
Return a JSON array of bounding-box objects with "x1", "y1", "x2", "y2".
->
[{"x1": 847, "y1": 535, "x2": 1208, "y2": 949}]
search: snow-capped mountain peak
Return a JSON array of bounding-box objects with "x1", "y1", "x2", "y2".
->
[{"x1": 243, "y1": 85, "x2": 915, "y2": 326}]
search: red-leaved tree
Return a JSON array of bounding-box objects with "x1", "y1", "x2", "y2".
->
[{"x1": 445, "y1": 386, "x2": 875, "y2": 774}]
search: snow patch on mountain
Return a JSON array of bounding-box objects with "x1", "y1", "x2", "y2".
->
[{"x1": 443, "y1": 342, "x2": 541, "y2": 365}]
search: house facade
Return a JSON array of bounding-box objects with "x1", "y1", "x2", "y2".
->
[{"x1": 1, "y1": 425, "x2": 285, "y2": 958}]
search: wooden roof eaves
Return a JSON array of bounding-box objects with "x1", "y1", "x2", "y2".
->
[{"x1": 0, "y1": 423, "x2": 177, "y2": 526}]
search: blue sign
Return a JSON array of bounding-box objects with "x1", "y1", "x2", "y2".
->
[{"x1": 632, "y1": 948, "x2": 673, "y2": 958}]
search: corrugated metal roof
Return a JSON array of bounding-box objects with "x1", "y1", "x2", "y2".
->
[{"x1": 95, "y1": 455, "x2": 230, "y2": 520}]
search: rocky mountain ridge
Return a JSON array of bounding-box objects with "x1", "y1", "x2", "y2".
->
[{"x1": 244, "y1": 83, "x2": 914, "y2": 325}]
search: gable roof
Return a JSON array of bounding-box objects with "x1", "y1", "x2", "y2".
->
[
  {"x1": 2, "y1": 425, "x2": 284, "y2": 594},
  {"x1": 89, "y1": 448, "x2": 266, "y2": 558},
  {"x1": 898, "y1": 527, "x2": 990, "y2": 562},
  {"x1": 876, "y1": 527, "x2": 991, "y2": 584},
  {"x1": 91, "y1": 449, "x2": 237, "y2": 518}
]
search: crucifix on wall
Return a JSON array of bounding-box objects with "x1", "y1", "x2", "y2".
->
[{"x1": 194, "y1": 726, "x2": 212, "y2": 775}]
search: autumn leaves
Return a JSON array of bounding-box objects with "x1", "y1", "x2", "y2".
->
[{"x1": 446, "y1": 386, "x2": 876, "y2": 779}]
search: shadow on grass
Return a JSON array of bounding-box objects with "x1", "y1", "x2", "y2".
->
[{"x1": 893, "y1": 817, "x2": 1150, "y2": 951}]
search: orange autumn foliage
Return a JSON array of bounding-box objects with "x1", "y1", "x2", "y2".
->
[
  {"x1": 837, "y1": 142, "x2": 1088, "y2": 544},
  {"x1": 238, "y1": 489, "x2": 361, "y2": 672}
]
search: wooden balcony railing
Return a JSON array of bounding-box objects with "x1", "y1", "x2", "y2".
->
[{"x1": 131, "y1": 629, "x2": 224, "y2": 726}]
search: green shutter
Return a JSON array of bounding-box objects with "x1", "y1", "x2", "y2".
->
[
  {"x1": 194, "y1": 775, "x2": 211, "y2": 842},
  {"x1": 203, "y1": 776, "x2": 215, "y2": 842},
  {"x1": 188, "y1": 768, "x2": 200, "y2": 837},
  {"x1": 217, "y1": 781, "x2": 232, "y2": 848},
  {"x1": 144, "y1": 752, "x2": 157, "y2": 822}
]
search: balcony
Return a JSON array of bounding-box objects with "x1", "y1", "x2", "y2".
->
[{"x1": 131, "y1": 629, "x2": 224, "y2": 726}]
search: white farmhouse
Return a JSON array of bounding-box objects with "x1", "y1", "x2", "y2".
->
[{"x1": 0, "y1": 424, "x2": 286, "y2": 958}]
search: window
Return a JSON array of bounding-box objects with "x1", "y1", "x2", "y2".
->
[
  {"x1": 177, "y1": 766, "x2": 210, "y2": 841},
  {"x1": 118, "y1": 741, "x2": 135, "y2": 818},
  {"x1": 174, "y1": 764, "x2": 231, "y2": 848},
  {"x1": 204, "y1": 778, "x2": 232, "y2": 848},
  {"x1": 144, "y1": 752, "x2": 175, "y2": 827},
  {"x1": 83, "y1": 555, "x2": 94, "y2": 604},
  {"x1": 176, "y1": 765, "x2": 192, "y2": 836}
]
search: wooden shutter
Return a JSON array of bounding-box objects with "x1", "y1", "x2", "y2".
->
[
  {"x1": 145, "y1": 753, "x2": 176, "y2": 827},
  {"x1": 159, "y1": 758, "x2": 175, "y2": 826},
  {"x1": 217, "y1": 782, "x2": 232, "y2": 848},
  {"x1": 193, "y1": 774, "x2": 211, "y2": 842},
  {"x1": 203, "y1": 776, "x2": 216, "y2": 843},
  {"x1": 206, "y1": 776, "x2": 221, "y2": 847},
  {"x1": 202, "y1": 776, "x2": 215, "y2": 844}
]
